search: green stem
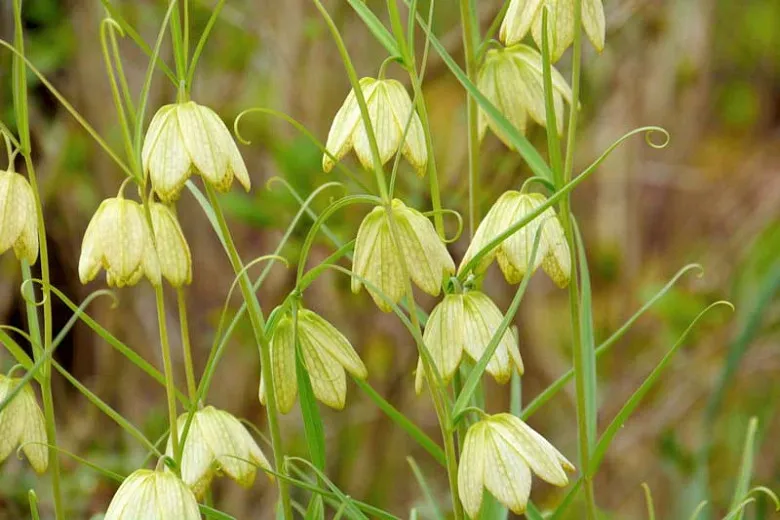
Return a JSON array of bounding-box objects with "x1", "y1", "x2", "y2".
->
[
  {"x1": 559, "y1": 0, "x2": 597, "y2": 517},
  {"x1": 177, "y1": 288, "x2": 197, "y2": 402},
  {"x1": 459, "y1": 0, "x2": 480, "y2": 237},
  {"x1": 155, "y1": 287, "x2": 180, "y2": 466},
  {"x1": 203, "y1": 184, "x2": 292, "y2": 520}
]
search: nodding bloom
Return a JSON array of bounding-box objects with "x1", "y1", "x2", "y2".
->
[
  {"x1": 352, "y1": 200, "x2": 455, "y2": 312},
  {"x1": 415, "y1": 290, "x2": 523, "y2": 394},
  {"x1": 0, "y1": 170, "x2": 38, "y2": 264},
  {"x1": 459, "y1": 191, "x2": 570, "y2": 288},
  {"x1": 478, "y1": 44, "x2": 572, "y2": 145},
  {"x1": 78, "y1": 197, "x2": 161, "y2": 287},
  {"x1": 150, "y1": 203, "x2": 192, "y2": 287},
  {"x1": 500, "y1": 0, "x2": 606, "y2": 62},
  {"x1": 165, "y1": 406, "x2": 272, "y2": 498},
  {"x1": 142, "y1": 101, "x2": 251, "y2": 202},
  {"x1": 261, "y1": 308, "x2": 368, "y2": 413},
  {"x1": 104, "y1": 469, "x2": 200, "y2": 520},
  {"x1": 0, "y1": 375, "x2": 47, "y2": 473},
  {"x1": 323, "y1": 77, "x2": 427, "y2": 175},
  {"x1": 458, "y1": 413, "x2": 575, "y2": 517}
]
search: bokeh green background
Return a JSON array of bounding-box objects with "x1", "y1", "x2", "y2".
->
[{"x1": 0, "y1": 0, "x2": 778, "y2": 518}]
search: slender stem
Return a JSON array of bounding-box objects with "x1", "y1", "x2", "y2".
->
[
  {"x1": 459, "y1": 0, "x2": 480, "y2": 237},
  {"x1": 177, "y1": 288, "x2": 197, "y2": 402},
  {"x1": 559, "y1": 0, "x2": 598, "y2": 517},
  {"x1": 204, "y1": 184, "x2": 292, "y2": 520},
  {"x1": 155, "y1": 287, "x2": 180, "y2": 465}
]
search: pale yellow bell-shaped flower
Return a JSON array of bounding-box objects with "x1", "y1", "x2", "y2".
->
[
  {"x1": 323, "y1": 77, "x2": 427, "y2": 175},
  {"x1": 0, "y1": 375, "x2": 48, "y2": 473},
  {"x1": 0, "y1": 170, "x2": 38, "y2": 264},
  {"x1": 415, "y1": 290, "x2": 523, "y2": 394},
  {"x1": 165, "y1": 406, "x2": 272, "y2": 498},
  {"x1": 500, "y1": 0, "x2": 606, "y2": 62},
  {"x1": 142, "y1": 101, "x2": 251, "y2": 202},
  {"x1": 79, "y1": 197, "x2": 161, "y2": 287},
  {"x1": 104, "y1": 469, "x2": 200, "y2": 520},
  {"x1": 150, "y1": 203, "x2": 192, "y2": 287},
  {"x1": 352, "y1": 199, "x2": 455, "y2": 312},
  {"x1": 458, "y1": 413, "x2": 575, "y2": 518},
  {"x1": 459, "y1": 191, "x2": 570, "y2": 287},
  {"x1": 478, "y1": 44, "x2": 572, "y2": 145},
  {"x1": 260, "y1": 308, "x2": 368, "y2": 413}
]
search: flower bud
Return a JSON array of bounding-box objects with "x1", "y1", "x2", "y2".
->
[
  {"x1": 352, "y1": 199, "x2": 455, "y2": 312},
  {"x1": 458, "y1": 413, "x2": 574, "y2": 518},
  {"x1": 500, "y1": 0, "x2": 605, "y2": 62},
  {"x1": 415, "y1": 290, "x2": 523, "y2": 394},
  {"x1": 0, "y1": 170, "x2": 38, "y2": 264},
  {"x1": 79, "y1": 197, "x2": 161, "y2": 287},
  {"x1": 165, "y1": 406, "x2": 271, "y2": 498},
  {"x1": 323, "y1": 77, "x2": 427, "y2": 175},
  {"x1": 104, "y1": 469, "x2": 200, "y2": 520},
  {"x1": 459, "y1": 191, "x2": 570, "y2": 288},
  {"x1": 478, "y1": 44, "x2": 571, "y2": 145},
  {"x1": 260, "y1": 308, "x2": 368, "y2": 413},
  {"x1": 0, "y1": 375, "x2": 48, "y2": 473},
  {"x1": 142, "y1": 101, "x2": 251, "y2": 202},
  {"x1": 150, "y1": 203, "x2": 192, "y2": 287}
]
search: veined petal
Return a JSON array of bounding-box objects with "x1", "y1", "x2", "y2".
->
[
  {"x1": 141, "y1": 104, "x2": 175, "y2": 176},
  {"x1": 459, "y1": 191, "x2": 518, "y2": 276},
  {"x1": 270, "y1": 317, "x2": 298, "y2": 414},
  {"x1": 499, "y1": 193, "x2": 547, "y2": 284},
  {"x1": 363, "y1": 213, "x2": 405, "y2": 312},
  {"x1": 152, "y1": 471, "x2": 201, "y2": 519},
  {"x1": 422, "y1": 295, "x2": 465, "y2": 384},
  {"x1": 464, "y1": 291, "x2": 523, "y2": 380},
  {"x1": 353, "y1": 81, "x2": 400, "y2": 170},
  {"x1": 169, "y1": 414, "x2": 215, "y2": 498},
  {"x1": 532, "y1": 0, "x2": 575, "y2": 62},
  {"x1": 483, "y1": 424, "x2": 533, "y2": 514},
  {"x1": 490, "y1": 414, "x2": 574, "y2": 487},
  {"x1": 12, "y1": 175, "x2": 39, "y2": 263},
  {"x1": 19, "y1": 384, "x2": 48, "y2": 473},
  {"x1": 384, "y1": 79, "x2": 427, "y2": 175},
  {"x1": 104, "y1": 470, "x2": 152, "y2": 520},
  {"x1": 0, "y1": 172, "x2": 31, "y2": 254},
  {"x1": 351, "y1": 206, "x2": 384, "y2": 295},
  {"x1": 0, "y1": 378, "x2": 24, "y2": 464},
  {"x1": 200, "y1": 407, "x2": 262, "y2": 488},
  {"x1": 500, "y1": 0, "x2": 545, "y2": 46},
  {"x1": 79, "y1": 200, "x2": 109, "y2": 284},
  {"x1": 101, "y1": 201, "x2": 146, "y2": 286},
  {"x1": 299, "y1": 310, "x2": 367, "y2": 379},
  {"x1": 583, "y1": 0, "x2": 606, "y2": 52},
  {"x1": 477, "y1": 59, "x2": 499, "y2": 142},
  {"x1": 302, "y1": 339, "x2": 347, "y2": 410},
  {"x1": 488, "y1": 50, "x2": 529, "y2": 147},
  {"x1": 151, "y1": 203, "x2": 191, "y2": 287},
  {"x1": 177, "y1": 102, "x2": 223, "y2": 185},
  {"x1": 323, "y1": 78, "x2": 376, "y2": 172},
  {"x1": 458, "y1": 421, "x2": 487, "y2": 518},
  {"x1": 147, "y1": 108, "x2": 191, "y2": 202},
  {"x1": 198, "y1": 105, "x2": 237, "y2": 191}
]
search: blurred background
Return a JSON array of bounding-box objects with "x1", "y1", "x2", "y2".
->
[{"x1": 0, "y1": 0, "x2": 779, "y2": 518}]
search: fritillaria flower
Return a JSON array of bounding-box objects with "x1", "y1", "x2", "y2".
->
[
  {"x1": 323, "y1": 77, "x2": 427, "y2": 175},
  {"x1": 458, "y1": 413, "x2": 575, "y2": 517},
  {"x1": 142, "y1": 101, "x2": 251, "y2": 202},
  {"x1": 459, "y1": 191, "x2": 570, "y2": 287},
  {"x1": 0, "y1": 170, "x2": 38, "y2": 264},
  {"x1": 103, "y1": 469, "x2": 200, "y2": 520},
  {"x1": 0, "y1": 375, "x2": 47, "y2": 473},
  {"x1": 261, "y1": 308, "x2": 368, "y2": 413}
]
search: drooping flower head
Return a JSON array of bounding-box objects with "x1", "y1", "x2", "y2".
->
[
  {"x1": 150, "y1": 202, "x2": 192, "y2": 287},
  {"x1": 104, "y1": 469, "x2": 200, "y2": 520},
  {"x1": 142, "y1": 101, "x2": 251, "y2": 202},
  {"x1": 0, "y1": 375, "x2": 47, "y2": 473},
  {"x1": 459, "y1": 191, "x2": 570, "y2": 287},
  {"x1": 0, "y1": 170, "x2": 38, "y2": 264},
  {"x1": 352, "y1": 199, "x2": 455, "y2": 311},
  {"x1": 458, "y1": 413, "x2": 575, "y2": 517},
  {"x1": 478, "y1": 44, "x2": 572, "y2": 145},
  {"x1": 323, "y1": 77, "x2": 427, "y2": 175},
  {"x1": 500, "y1": 0, "x2": 606, "y2": 62},
  {"x1": 261, "y1": 308, "x2": 368, "y2": 413},
  {"x1": 165, "y1": 406, "x2": 272, "y2": 498},
  {"x1": 415, "y1": 290, "x2": 523, "y2": 393},
  {"x1": 79, "y1": 197, "x2": 161, "y2": 287}
]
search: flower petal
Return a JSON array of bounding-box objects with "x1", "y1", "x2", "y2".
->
[
  {"x1": 299, "y1": 310, "x2": 367, "y2": 379},
  {"x1": 483, "y1": 423, "x2": 532, "y2": 514},
  {"x1": 458, "y1": 421, "x2": 487, "y2": 518},
  {"x1": 270, "y1": 317, "x2": 298, "y2": 414}
]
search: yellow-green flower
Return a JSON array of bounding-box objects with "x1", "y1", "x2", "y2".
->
[
  {"x1": 459, "y1": 191, "x2": 570, "y2": 287},
  {"x1": 165, "y1": 406, "x2": 272, "y2": 498},
  {"x1": 352, "y1": 200, "x2": 455, "y2": 312},
  {"x1": 0, "y1": 170, "x2": 38, "y2": 264},
  {"x1": 79, "y1": 197, "x2": 161, "y2": 287},
  {"x1": 261, "y1": 308, "x2": 368, "y2": 413},
  {"x1": 323, "y1": 77, "x2": 427, "y2": 175},
  {"x1": 500, "y1": 0, "x2": 606, "y2": 62},
  {"x1": 458, "y1": 413, "x2": 575, "y2": 517},
  {"x1": 415, "y1": 290, "x2": 523, "y2": 394},
  {"x1": 142, "y1": 101, "x2": 251, "y2": 202},
  {"x1": 478, "y1": 44, "x2": 572, "y2": 145},
  {"x1": 0, "y1": 375, "x2": 47, "y2": 473},
  {"x1": 150, "y1": 203, "x2": 192, "y2": 287},
  {"x1": 104, "y1": 469, "x2": 200, "y2": 520}
]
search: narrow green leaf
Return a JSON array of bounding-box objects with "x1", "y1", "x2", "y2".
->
[
  {"x1": 304, "y1": 495, "x2": 325, "y2": 520},
  {"x1": 346, "y1": 0, "x2": 402, "y2": 59},
  {"x1": 729, "y1": 417, "x2": 759, "y2": 520},
  {"x1": 574, "y1": 221, "x2": 598, "y2": 453},
  {"x1": 643, "y1": 483, "x2": 656, "y2": 520},
  {"x1": 295, "y1": 305, "x2": 327, "y2": 471},
  {"x1": 28, "y1": 491, "x2": 40, "y2": 520},
  {"x1": 407, "y1": 457, "x2": 444, "y2": 520},
  {"x1": 200, "y1": 504, "x2": 238, "y2": 520}
]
